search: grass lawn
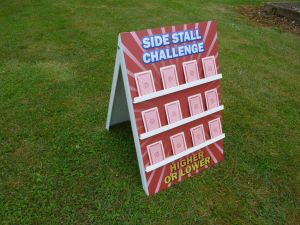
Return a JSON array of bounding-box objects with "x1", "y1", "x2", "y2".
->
[{"x1": 0, "y1": 0, "x2": 299, "y2": 224}]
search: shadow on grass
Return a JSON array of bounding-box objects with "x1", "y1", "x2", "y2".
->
[{"x1": 103, "y1": 121, "x2": 142, "y2": 186}]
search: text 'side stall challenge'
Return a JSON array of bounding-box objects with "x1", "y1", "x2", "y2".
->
[{"x1": 106, "y1": 21, "x2": 225, "y2": 195}]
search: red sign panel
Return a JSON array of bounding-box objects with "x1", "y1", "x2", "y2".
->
[{"x1": 108, "y1": 21, "x2": 224, "y2": 195}]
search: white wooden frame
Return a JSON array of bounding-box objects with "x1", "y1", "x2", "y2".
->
[{"x1": 145, "y1": 134, "x2": 225, "y2": 172}]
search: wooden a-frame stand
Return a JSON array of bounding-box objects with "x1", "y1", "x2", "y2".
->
[{"x1": 106, "y1": 36, "x2": 149, "y2": 195}]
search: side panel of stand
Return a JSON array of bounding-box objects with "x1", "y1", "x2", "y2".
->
[
  {"x1": 106, "y1": 41, "x2": 149, "y2": 194},
  {"x1": 106, "y1": 49, "x2": 128, "y2": 129}
]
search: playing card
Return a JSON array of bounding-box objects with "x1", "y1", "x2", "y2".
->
[
  {"x1": 188, "y1": 94, "x2": 204, "y2": 116},
  {"x1": 205, "y1": 88, "x2": 219, "y2": 110},
  {"x1": 190, "y1": 124, "x2": 206, "y2": 146},
  {"x1": 182, "y1": 60, "x2": 200, "y2": 83},
  {"x1": 208, "y1": 118, "x2": 222, "y2": 138},
  {"x1": 170, "y1": 132, "x2": 187, "y2": 155},
  {"x1": 147, "y1": 141, "x2": 165, "y2": 165},
  {"x1": 134, "y1": 70, "x2": 156, "y2": 96},
  {"x1": 141, "y1": 107, "x2": 161, "y2": 132},
  {"x1": 164, "y1": 100, "x2": 182, "y2": 124},
  {"x1": 160, "y1": 65, "x2": 179, "y2": 89},
  {"x1": 202, "y1": 56, "x2": 217, "y2": 77}
]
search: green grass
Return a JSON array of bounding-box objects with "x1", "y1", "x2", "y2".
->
[{"x1": 0, "y1": 0, "x2": 299, "y2": 224}]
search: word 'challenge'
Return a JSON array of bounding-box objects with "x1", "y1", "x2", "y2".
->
[{"x1": 142, "y1": 29, "x2": 204, "y2": 64}]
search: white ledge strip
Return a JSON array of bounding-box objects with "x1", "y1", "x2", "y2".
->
[
  {"x1": 140, "y1": 105, "x2": 224, "y2": 140},
  {"x1": 145, "y1": 133, "x2": 225, "y2": 172},
  {"x1": 133, "y1": 74, "x2": 222, "y2": 104}
]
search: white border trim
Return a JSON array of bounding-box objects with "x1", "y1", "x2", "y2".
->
[{"x1": 145, "y1": 133, "x2": 225, "y2": 172}]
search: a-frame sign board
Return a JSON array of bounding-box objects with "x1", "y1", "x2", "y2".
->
[{"x1": 106, "y1": 21, "x2": 225, "y2": 195}]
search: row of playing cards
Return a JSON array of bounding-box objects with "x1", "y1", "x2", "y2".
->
[
  {"x1": 142, "y1": 88, "x2": 219, "y2": 132},
  {"x1": 188, "y1": 88, "x2": 220, "y2": 116},
  {"x1": 147, "y1": 118, "x2": 223, "y2": 165},
  {"x1": 135, "y1": 56, "x2": 218, "y2": 96}
]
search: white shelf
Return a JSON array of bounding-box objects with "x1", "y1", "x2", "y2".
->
[
  {"x1": 145, "y1": 133, "x2": 225, "y2": 173},
  {"x1": 133, "y1": 74, "x2": 222, "y2": 104},
  {"x1": 140, "y1": 105, "x2": 224, "y2": 140}
]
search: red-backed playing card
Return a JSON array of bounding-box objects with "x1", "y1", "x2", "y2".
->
[
  {"x1": 160, "y1": 65, "x2": 179, "y2": 89},
  {"x1": 190, "y1": 124, "x2": 206, "y2": 146},
  {"x1": 202, "y1": 56, "x2": 217, "y2": 77},
  {"x1": 164, "y1": 100, "x2": 182, "y2": 124},
  {"x1": 208, "y1": 118, "x2": 222, "y2": 138},
  {"x1": 205, "y1": 88, "x2": 219, "y2": 110},
  {"x1": 170, "y1": 132, "x2": 187, "y2": 155},
  {"x1": 134, "y1": 70, "x2": 156, "y2": 96},
  {"x1": 188, "y1": 94, "x2": 204, "y2": 116},
  {"x1": 147, "y1": 141, "x2": 165, "y2": 165},
  {"x1": 141, "y1": 107, "x2": 161, "y2": 132},
  {"x1": 182, "y1": 60, "x2": 200, "y2": 83}
]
